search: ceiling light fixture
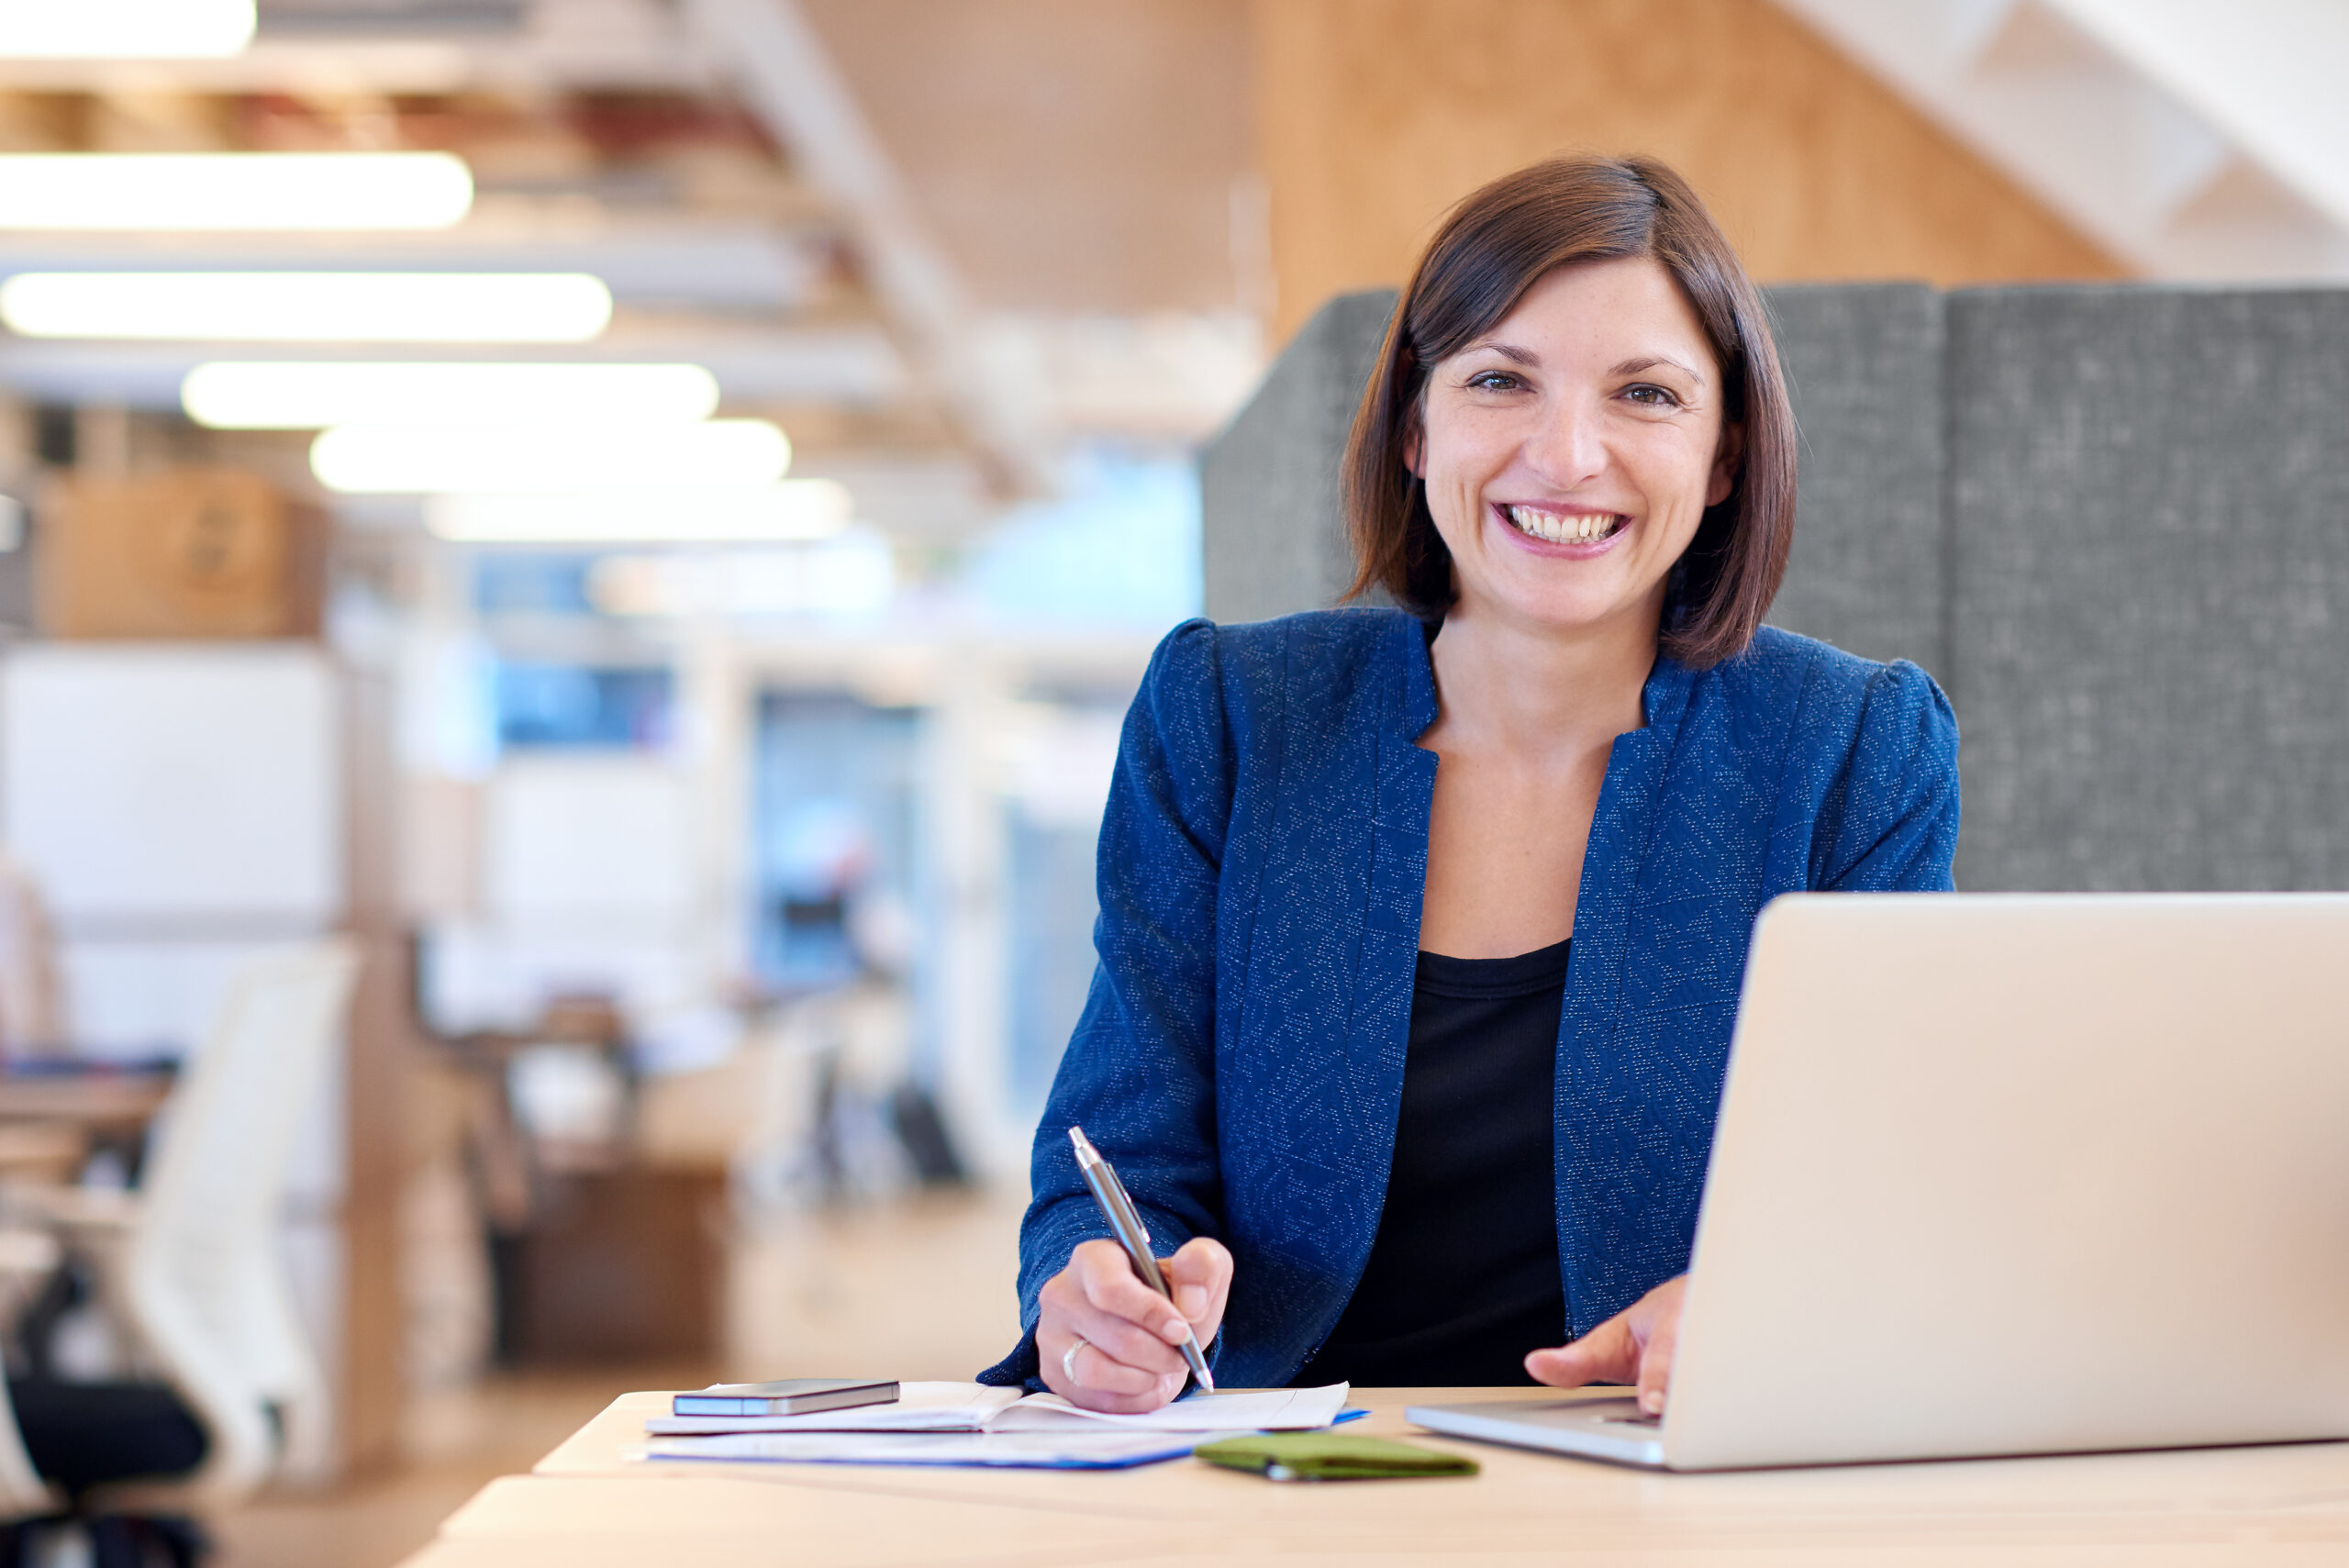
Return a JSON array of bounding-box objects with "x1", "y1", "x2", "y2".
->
[
  {"x1": 184, "y1": 361, "x2": 720, "y2": 429},
  {"x1": 0, "y1": 272, "x2": 612, "y2": 343},
  {"x1": 0, "y1": 1, "x2": 255, "y2": 59},
  {"x1": 312, "y1": 418, "x2": 792, "y2": 494},
  {"x1": 425, "y1": 482, "x2": 853, "y2": 544},
  {"x1": 0, "y1": 152, "x2": 473, "y2": 231}
]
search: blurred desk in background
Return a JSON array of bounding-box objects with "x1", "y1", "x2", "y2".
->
[
  {"x1": 0, "y1": 1065, "x2": 173, "y2": 1187},
  {"x1": 0, "y1": 1071, "x2": 171, "y2": 1134},
  {"x1": 0, "y1": 1123, "x2": 89, "y2": 1184},
  {"x1": 424, "y1": 1027, "x2": 729, "y2": 1370},
  {"x1": 394, "y1": 1386, "x2": 2349, "y2": 1566},
  {"x1": 495, "y1": 1168, "x2": 727, "y2": 1366},
  {"x1": 0, "y1": 1068, "x2": 173, "y2": 1340}
]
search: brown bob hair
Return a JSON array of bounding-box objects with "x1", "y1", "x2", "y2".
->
[{"x1": 1341, "y1": 154, "x2": 1796, "y2": 668}]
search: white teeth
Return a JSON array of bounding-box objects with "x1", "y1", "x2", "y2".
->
[{"x1": 1508, "y1": 505, "x2": 1618, "y2": 542}]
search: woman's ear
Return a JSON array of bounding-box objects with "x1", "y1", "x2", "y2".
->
[
  {"x1": 1403, "y1": 411, "x2": 1424, "y2": 479},
  {"x1": 1706, "y1": 422, "x2": 1743, "y2": 508}
]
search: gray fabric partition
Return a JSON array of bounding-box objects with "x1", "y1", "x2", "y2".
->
[
  {"x1": 1200, "y1": 291, "x2": 1396, "y2": 624},
  {"x1": 1947, "y1": 286, "x2": 2349, "y2": 892},
  {"x1": 1762, "y1": 284, "x2": 1945, "y2": 676}
]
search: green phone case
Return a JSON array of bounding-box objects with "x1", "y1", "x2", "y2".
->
[{"x1": 1194, "y1": 1432, "x2": 1479, "y2": 1482}]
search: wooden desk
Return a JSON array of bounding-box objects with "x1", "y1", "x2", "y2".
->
[
  {"x1": 396, "y1": 1387, "x2": 2349, "y2": 1565},
  {"x1": 0, "y1": 1073, "x2": 171, "y2": 1184},
  {"x1": 0, "y1": 1073, "x2": 170, "y2": 1132}
]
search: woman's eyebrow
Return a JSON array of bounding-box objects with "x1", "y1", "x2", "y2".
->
[
  {"x1": 1462, "y1": 339, "x2": 1540, "y2": 366},
  {"x1": 1611, "y1": 353, "x2": 1706, "y2": 384}
]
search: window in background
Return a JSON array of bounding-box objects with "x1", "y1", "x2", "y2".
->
[
  {"x1": 997, "y1": 698, "x2": 1125, "y2": 1124},
  {"x1": 750, "y1": 693, "x2": 922, "y2": 995},
  {"x1": 961, "y1": 447, "x2": 1202, "y2": 631},
  {"x1": 494, "y1": 663, "x2": 674, "y2": 751},
  {"x1": 472, "y1": 551, "x2": 597, "y2": 617},
  {"x1": 1004, "y1": 809, "x2": 1097, "y2": 1121}
]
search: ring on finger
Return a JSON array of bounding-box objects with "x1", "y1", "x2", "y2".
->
[{"x1": 1061, "y1": 1334, "x2": 1088, "y2": 1388}]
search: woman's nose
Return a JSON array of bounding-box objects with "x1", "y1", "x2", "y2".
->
[{"x1": 1523, "y1": 395, "x2": 1608, "y2": 489}]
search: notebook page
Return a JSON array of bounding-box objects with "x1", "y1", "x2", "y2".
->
[{"x1": 991, "y1": 1383, "x2": 1351, "y2": 1432}]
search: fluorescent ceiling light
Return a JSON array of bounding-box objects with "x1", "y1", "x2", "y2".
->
[
  {"x1": 0, "y1": 272, "x2": 611, "y2": 343},
  {"x1": 313, "y1": 418, "x2": 791, "y2": 494},
  {"x1": 0, "y1": 1, "x2": 254, "y2": 59},
  {"x1": 184, "y1": 361, "x2": 719, "y2": 429},
  {"x1": 0, "y1": 152, "x2": 472, "y2": 231},
  {"x1": 426, "y1": 482, "x2": 853, "y2": 544},
  {"x1": 0, "y1": 153, "x2": 472, "y2": 234}
]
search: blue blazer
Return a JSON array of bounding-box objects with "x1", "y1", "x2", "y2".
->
[{"x1": 982, "y1": 608, "x2": 1959, "y2": 1389}]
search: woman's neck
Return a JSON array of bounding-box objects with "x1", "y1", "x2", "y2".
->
[{"x1": 1425, "y1": 593, "x2": 1660, "y2": 758}]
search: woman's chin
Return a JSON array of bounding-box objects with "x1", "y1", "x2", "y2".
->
[{"x1": 1468, "y1": 581, "x2": 1641, "y2": 639}]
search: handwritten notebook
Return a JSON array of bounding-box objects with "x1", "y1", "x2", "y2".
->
[
  {"x1": 642, "y1": 1381, "x2": 1350, "y2": 1437},
  {"x1": 634, "y1": 1383, "x2": 1353, "y2": 1470}
]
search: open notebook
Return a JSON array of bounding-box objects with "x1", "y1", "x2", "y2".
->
[
  {"x1": 644, "y1": 1381, "x2": 1350, "y2": 1437},
  {"x1": 636, "y1": 1383, "x2": 1354, "y2": 1473}
]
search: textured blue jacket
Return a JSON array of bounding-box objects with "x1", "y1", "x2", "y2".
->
[{"x1": 981, "y1": 607, "x2": 1959, "y2": 1389}]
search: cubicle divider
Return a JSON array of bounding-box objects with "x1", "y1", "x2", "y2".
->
[
  {"x1": 1945, "y1": 287, "x2": 2349, "y2": 892},
  {"x1": 1201, "y1": 282, "x2": 2349, "y2": 893}
]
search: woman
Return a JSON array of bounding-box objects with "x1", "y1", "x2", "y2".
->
[{"x1": 980, "y1": 154, "x2": 1958, "y2": 1414}]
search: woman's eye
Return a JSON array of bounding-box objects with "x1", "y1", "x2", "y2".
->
[
  {"x1": 1622, "y1": 384, "x2": 1682, "y2": 408},
  {"x1": 1465, "y1": 371, "x2": 1521, "y2": 392}
]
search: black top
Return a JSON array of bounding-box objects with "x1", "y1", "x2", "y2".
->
[{"x1": 1302, "y1": 938, "x2": 1570, "y2": 1388}]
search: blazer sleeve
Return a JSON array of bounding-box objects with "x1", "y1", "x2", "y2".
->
[
  {"x1": 980, "y1": 619, "x2": 1234, "y2": 1385},
  {"x1": 1813, "y1": 660, "x2": 1962, "y2": 892}
]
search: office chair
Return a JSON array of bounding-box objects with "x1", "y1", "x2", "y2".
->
[{"x1": 1, "y1": 940, "x2": 361, "y2": 1564}]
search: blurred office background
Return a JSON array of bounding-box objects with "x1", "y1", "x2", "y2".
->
[{"x1": 0, "y1": 2, "x2": 2338, "y2": 1563}]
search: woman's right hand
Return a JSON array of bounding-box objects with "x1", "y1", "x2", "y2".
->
[{"x1": 1036, "y1": 1236, "x2": 1232, "y2": 1413}]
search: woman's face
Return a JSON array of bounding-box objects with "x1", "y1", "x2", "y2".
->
[{"x1": 1411, "y1": 255, "x2": 1740, "y2": 641}]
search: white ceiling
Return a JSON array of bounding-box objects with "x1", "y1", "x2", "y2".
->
[{"x1": 1780, "y1": 0, "x2": 2349, "y2": 279}]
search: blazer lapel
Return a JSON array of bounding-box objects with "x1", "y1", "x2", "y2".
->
[
  {"x1": 1553, "y1": 654, "x2": 1697, "y2": 1335},
  {"x1": 1306, "y1": 618, "x2": 1439, "y2": 1351}
]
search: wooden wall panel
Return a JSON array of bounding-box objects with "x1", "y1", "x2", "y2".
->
[
  {"x1": 807, "y1": 0, "x2": 1253, "y2": 314},
  {"x1": 1252, "y1": 0, "x2": 2124, "y2": 340}
]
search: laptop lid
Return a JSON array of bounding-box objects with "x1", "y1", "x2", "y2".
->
[{"x1": 1659, "y1": 894, "x2": 2349, "y2": 1471}]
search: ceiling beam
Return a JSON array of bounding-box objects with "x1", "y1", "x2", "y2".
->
[
  {"x1": 0, "y1": 325, "x2": 908, "y2": 410},
  {"x1": 680, "y1": 0, "x2": 1052, "y2": 493},
  {"x1": 1778, "y1": 0, "x2": 2349, "y2": 279},
  {"x1": 0, "y1": 223, "x2": 830, "y2": 313}
]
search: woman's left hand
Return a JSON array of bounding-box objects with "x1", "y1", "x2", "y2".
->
[{"x1": 1523, "y1": 1273, "x2": 1687, "y2": 1416}]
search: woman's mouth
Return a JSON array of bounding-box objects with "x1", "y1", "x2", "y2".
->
[{"x1": 1497, "y1": 503, "x2": 1628, "y2": 546}]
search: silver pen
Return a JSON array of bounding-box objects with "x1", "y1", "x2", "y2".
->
[{"x1": 1068, "y1": 1126, "x2": 1217, "y2": 1393}]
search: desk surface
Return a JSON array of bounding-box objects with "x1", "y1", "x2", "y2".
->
[
  {"x1": 0, "y1": 1074, "x2": 170, "y2": 1129},
  {"x1": 397, "y1": 1386, "x2": 2349, "y2": 1566}
]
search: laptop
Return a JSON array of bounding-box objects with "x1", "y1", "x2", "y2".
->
[{"x1": 1409, "y1": 893, "x2": 2349, "y2": 1470}]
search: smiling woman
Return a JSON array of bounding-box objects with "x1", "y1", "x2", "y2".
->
[
  {"x1": 984, "y1": 154, "x2": 1959, "y2": 1416},
  {"x1": 1347, "y1": 156, "x2": 1794, "y2": 670}
]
